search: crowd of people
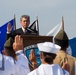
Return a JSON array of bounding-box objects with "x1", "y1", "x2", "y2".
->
[{"x1": 0, "y1": 14, "x2": 76, "y2": 75}]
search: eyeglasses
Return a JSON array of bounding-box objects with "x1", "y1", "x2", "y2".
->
[{"x1": 23, "y1": 20, "x2": 29, "y2": 22}]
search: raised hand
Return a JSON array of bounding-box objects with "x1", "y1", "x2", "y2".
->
[
  {"x1": 13, "y1": 35, "x2": 24, "y2": 52},
  {"x1": 29, "y1": 49, "x2": 36, "y2": 63},
  {"x1": 7, "y1": 22, "x2": 12, "y2": 32},
  {"x1": 29, "y1": 49, "x2": 38, "y2": 69},
  {"x1": 62, "y1": 61, "x2": 70, "y2": 72}
]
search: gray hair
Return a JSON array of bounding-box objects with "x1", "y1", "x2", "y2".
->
[{"x1": 20, "y1": 15, "x2": 30, "y2": 22}]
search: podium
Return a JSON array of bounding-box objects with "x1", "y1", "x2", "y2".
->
[
  {"x1": 21, "y1": 35, "x2": 53, "y2": 70},
  {"x1": 21, "y1": 35, "x2": 53, "y2": 48}
]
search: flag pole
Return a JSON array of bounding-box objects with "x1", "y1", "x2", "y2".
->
[
  {"x1": 62, "y1": 16, "x2": 64, "y2": 30},
  {"x1": 36, "y1": 16, "x2": 39, "y2": 35},
  {"x1": 14, "y1": 14, "x2": 16, "y2": 30}
]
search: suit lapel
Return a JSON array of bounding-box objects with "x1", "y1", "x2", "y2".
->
[
  {"x1": 17, "y1": 28, "x2": 30, "y2": 35},
  {"x1": 18, "y1": 28, "x2": 25, "y2": 35}
]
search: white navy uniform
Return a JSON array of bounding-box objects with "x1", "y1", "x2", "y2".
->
[
  {"x1": 28, "y1": 42, "x2": 70, "y2": 75},
  {"x1": 28, "y1": 64, "x2": 69, "y2": 75},
  {"x1": 15, "y1": 50, "x2": 30, "y2": 75},
  {"x1": 0, "y1": 50, "x2": 30, "y2": 75},
  {"x1": 0, "y1": 53, "x2": 15, "y2": 75}
]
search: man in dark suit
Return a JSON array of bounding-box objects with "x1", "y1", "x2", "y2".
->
[{"x1": 6, "y1": 15, "x2": 38, "y2": 40}]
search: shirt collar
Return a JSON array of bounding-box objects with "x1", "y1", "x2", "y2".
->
[
  {"x1": 15, "y1": 50, "x2": 23, "y2": 54},
  {"x1": 22, "y1": 27, "x2": 26, "y2": 32}
]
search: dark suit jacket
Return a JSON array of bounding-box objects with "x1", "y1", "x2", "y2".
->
[{"x1": 6, "y1": 28, "x2": 38, "y2": 40}]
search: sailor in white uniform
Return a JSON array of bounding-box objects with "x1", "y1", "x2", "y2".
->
[
  {"x1": 0, "y1": 53, "x2": 15, "y2": 75},
  {"x1": 13, "y1": 35, "x2": 30, "y2": 75},
  {"x1": 28, "y1": 42, "x2": 70, "y2": 75},
  {"x1": 15, "y1": 50, "x2": 30, "y2": 75},
  {"x1": 0, "y1": 35, "x2": 30, "y2": 75}
]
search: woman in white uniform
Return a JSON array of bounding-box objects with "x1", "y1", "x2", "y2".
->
[{"x1": 28, "y1": 42, "x2": 70, "y2": 75}]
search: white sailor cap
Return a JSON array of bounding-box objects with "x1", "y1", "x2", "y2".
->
[{"x1": 37, "y1": 42, "x2": 61, "y2": 54}]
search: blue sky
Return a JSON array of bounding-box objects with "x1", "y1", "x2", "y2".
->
[{"x1": 0, "y1": 0, "x2": 76, "y2": 38}]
